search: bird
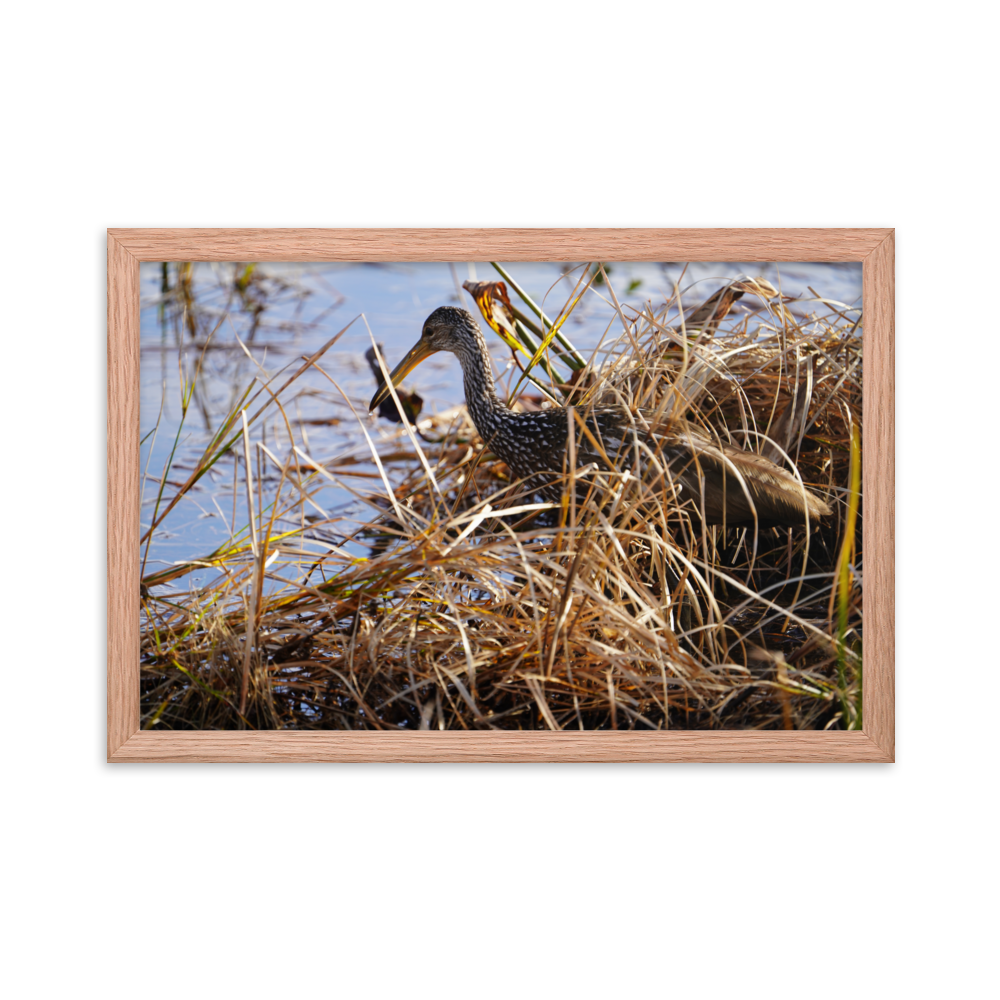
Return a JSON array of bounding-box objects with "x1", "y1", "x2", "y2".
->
[
  {"x1": 370, "y1": 307, "x2": 831, "y2": 529},
  {"x1": 365, "y1": 344, "x2": 423, "y2": 424}
]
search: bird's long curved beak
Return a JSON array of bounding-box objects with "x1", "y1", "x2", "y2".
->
[{"x1": 368, "y1": 339, "x2": 437, "y2": 412}]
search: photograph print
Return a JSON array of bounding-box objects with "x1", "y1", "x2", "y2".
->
[{"x1": 139, "y1": 259, "x2": 862, "y2": 732}]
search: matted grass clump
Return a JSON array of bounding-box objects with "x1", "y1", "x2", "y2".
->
[{"x1": 140, "y1": 263, "x2": 862, "y2": 731}]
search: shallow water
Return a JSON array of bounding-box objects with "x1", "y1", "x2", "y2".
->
[{"x1": 139, "y1": 260, "x2": 861, "y2": 587}]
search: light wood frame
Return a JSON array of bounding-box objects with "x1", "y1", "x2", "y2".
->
[{"x1": 108, "y1": 229, "x2": 894, "y2": 762}]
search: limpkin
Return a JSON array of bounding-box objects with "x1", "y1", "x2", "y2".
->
[{"x1": 370, "y1": 307, "x2": 831, "y2": 528}]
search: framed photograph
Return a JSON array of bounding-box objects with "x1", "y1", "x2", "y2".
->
[{"x1": 108, "y1": 229, "x2": 894, "y2": 762}]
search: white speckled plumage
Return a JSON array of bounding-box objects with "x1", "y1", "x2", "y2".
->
[{"x1": 375, "y1": 307, "x2": 832, "y2": 528}]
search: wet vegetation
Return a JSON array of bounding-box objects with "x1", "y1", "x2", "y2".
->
[{"x1": 140, "y1": 262, "x2": 862, "y2": 731}]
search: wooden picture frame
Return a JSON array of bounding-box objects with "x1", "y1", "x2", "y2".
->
[{"x1": 108, "y1": 228, "x2": 894, "y2": 762}]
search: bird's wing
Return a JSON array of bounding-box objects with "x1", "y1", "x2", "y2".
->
[{"x1": 646, "y1": 423, "x2": 832, "y2": 527}]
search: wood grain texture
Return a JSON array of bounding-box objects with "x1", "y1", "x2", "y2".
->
[
  {"x1": 107, "y1": 228, "x2": 895, "y2": 763},
  {"x1": 862, "y1": 232, "x2": 895, "y2": 760},
  {"x1": 108, "y1": 228, "x2": 891, "y2": 263},
  {"x1": 107, "y1": 235, "x2": 140, "y2": 758},
  {"x1": 109, "y1": 730, "x2": 891, "y2": 763}
]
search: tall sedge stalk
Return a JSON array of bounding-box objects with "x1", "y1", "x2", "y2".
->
[
  {"x1": 490, "y1": 262, "x2": 588, "y2": 369},
  {"x1": 835, "y1": 424, "x2": 862, "y2": 728},
  {"x1": 504, "y1": 265, "x2": 599, "y2": 400}
]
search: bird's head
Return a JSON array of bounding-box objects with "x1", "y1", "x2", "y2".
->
[{"x1": 369, "y1": 307, "x2": 482, "y2": 412}]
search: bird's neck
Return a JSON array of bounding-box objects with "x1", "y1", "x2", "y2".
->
[{"x1": 455, "y1": 327, "x2": 512, "y2": 441}]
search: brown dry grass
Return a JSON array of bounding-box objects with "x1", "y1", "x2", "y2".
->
[{"x1": 140, "y1": 263, "x2": 862, "y2": 731}]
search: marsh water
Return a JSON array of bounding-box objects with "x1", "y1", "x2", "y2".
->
[{"x1": 139, "y1": 260, "x2": 862, "y2": 589}]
